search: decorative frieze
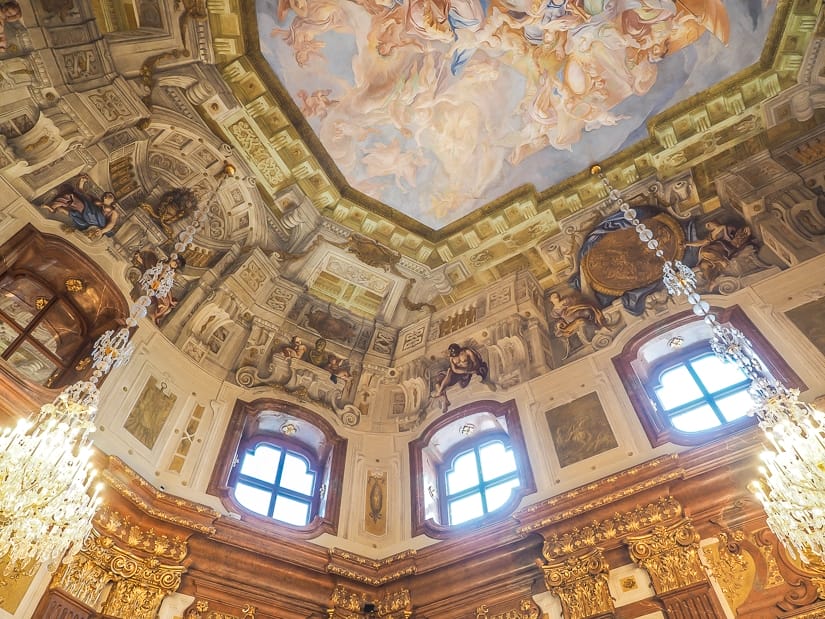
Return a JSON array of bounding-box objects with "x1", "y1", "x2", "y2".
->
[{"x1": 542, "y1": 497, "x2": 683, "y2": 560}]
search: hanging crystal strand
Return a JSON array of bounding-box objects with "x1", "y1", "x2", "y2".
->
[{"x1": 592, "y1": 164, "x2": 825, "y2": 564}]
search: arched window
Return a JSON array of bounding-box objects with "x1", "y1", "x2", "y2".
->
[
  {"x1": 441, "y1": 434, "x2": 520, "y2": 526},
  {"x1": 613, "y1": 306, "x2": 803, "y2": 446},
  {"x1": 652, "y1": 350, "x2": 753, "y2": 433},
  {"x1": 232, "y1": 439, "x2": 318, "y2": 527},
  {"x1": 410, "y1": 400, "x2": 535, "y2": 538},
  {"x1": 209, "y1": 399, "x2": 347, "y2": 537},
  {"x1": 0, "y1": 272, "x2": 86, "y2": 386},
  {"x1": 0, "y1": 225, "x2": 127, "y2": 389}
]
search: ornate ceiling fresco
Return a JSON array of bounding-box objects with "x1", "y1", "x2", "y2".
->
[{"x1": 255, "y1": 0, "x2": 776, "y2": 227}]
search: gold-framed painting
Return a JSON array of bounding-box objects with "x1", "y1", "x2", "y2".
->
[{"x1": 545, "y1": 392, "x2": 618, "y2": 468}]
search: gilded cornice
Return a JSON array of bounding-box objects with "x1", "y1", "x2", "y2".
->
[
  {"x1": 787, "y1": 607, "x2": 825, "y2": 619},
  {"x1": 329, "y1": 548, "x2": 417, "y2": 570},
  {"x1": 94, "y1": 506, "x2": 189, "y2": 562},
  {"x1": 201, "y1": 0, "x2": 812, "y2": 253},
  {"x1": 103, "y1": 456, "x2": 219, "y2": 535},
  {"x1": 516, "y1": 454, "x2": 683, "y2": 534},
  {"x1": 540, "y1": 496, "x2": 684, "y2": 560},
  {"x1": 519, "y1": 471, "x2": 686, "y2": 535},
  {"x1": 475, "y1": 599, "x2": 541, "y2": 619},
  {"x1": 325, "y1": 548, "x2": 418, "y2": 586},
  {"x1": 329, "y1": 583, "x2": 413, "y2": 616}
]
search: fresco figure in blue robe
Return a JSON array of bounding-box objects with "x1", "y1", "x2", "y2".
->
[{"x1": 45, "y1": 174, "x2": 119, "y2": 239}]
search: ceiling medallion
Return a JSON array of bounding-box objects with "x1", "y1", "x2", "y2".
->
[
  {"x1": 459, "y1": 423, "x2": 476, "y2": 437},
  {"x1": 34, "y1": 296, "x2": 49, "y2": 310},
  {"x1": 281, "y1": 422, "x2": 298, "y2": 436},
  {"x1": 64, "y1": 277, "x2": 86, "y2": 293}
]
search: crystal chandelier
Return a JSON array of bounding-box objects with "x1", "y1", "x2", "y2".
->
[
  {"x1": 0, "y1": 163, "x2": 233, "y2": 577},
  {"x1": 593, "y1": 165, "x2": 825, "y2": 563}
]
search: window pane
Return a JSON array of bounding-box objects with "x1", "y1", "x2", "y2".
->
[
  {"x1": 7, "y1": 341, "x2": 58, "y2": 384},
  {"x1": 448, "y1": 492, "x2": 484, "y2": 525},
  {"x1": 446, "y1": 450, "x2": 479, "y2": 495},
  {"x1": 280, "y1": 452, "x2": 315, "y2": 496},
  {"x1": 479, "y1": 441, "x2": 516, "y2": 481},
  {"x1": 273, "y1": 495, "x2": 311, "y2": 526},
  {"x1": 671, "y1": 405, "x2": 721, "y2": 432},
  {"x1": 0, "y1": 276, "x2": 50, "y2": 328},
  {"x1": 0, "y1": 319, "x2": 20, "y2": 353},
  {"x1": 234, "y1": 482, "x2": 272, "y2": 516},
  {"x1": 690, "y1": 355, "x2": 748, "y2": 394},
  {"x1": 33, "y1": 300, "x2": 83, "y2": 360},
  {"x1": 240, "y1": 445, "x2": 281, "y2": 484},
  {"x1": 484, "y1": 478, "x2": 520, "y2": 512},
  {"x1": 716, "y1": 390, "x2": 754, "y2": 422},
  {"x1": 655, "y1": 365, "x2": 703, "y2": 410}
]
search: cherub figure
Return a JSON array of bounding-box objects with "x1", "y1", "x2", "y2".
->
[
  {"x1": 282, "y1": 335, "x2": 308, "y2": 360},
  {"x1": 297, "y1": 89, "x2": 338, "y2": 118},
  {"x1": 44, "y1": 173, "x2": 119, "y2": 239},
  {"x1": 432, "y1": 343, "x2": 490, "y2": 408},
  {"x1": 327, "y1": 355, "x2": 352, "y2": 383}
]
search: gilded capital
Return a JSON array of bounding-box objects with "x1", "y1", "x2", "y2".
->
[
  {"x1": 626, "y1": 519, "x2": 705, "y2": 594},
  {"x1": 540, "y1": 548, "x2": 614, "y2": 619}
]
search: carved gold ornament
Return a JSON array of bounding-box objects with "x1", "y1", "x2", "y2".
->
[
  {"x1": 626, "y1": 519, "x2": 705, "y2": 594},
  {"x1": 542, "y1": 496, "x2": 683, "y2": 560},
  {"x1": 701, "y1": 531, "x2": 755, "y2": 613},
  {"x1": 64, "y1": 277, "x2": 86, "y2": 293},
  {"x1": 540, "y1": 548, "x2": 614, "y2": 619}
]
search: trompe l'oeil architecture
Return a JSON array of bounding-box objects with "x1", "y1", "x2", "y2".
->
[{"x1": 1, "y1": 0, "x2": 825, "y2": 617}]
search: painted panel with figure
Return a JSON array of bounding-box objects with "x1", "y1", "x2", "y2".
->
[
  {"x1": 256, "y1": 0, "x2": 775, "y2": 226},
  {"x1": 545, "y1": 392, "x2": 618, "y2": 467},
  {"x1": 124, "y1": 377, "x2": 178, "y2": 450}
]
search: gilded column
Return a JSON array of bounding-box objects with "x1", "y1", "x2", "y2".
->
[
  {"x1": 625, "y1": 519, "x2": 726, "y2": 618},
  {"x1": 539, "y1": 548, "x2": 614, "y2": 619}
]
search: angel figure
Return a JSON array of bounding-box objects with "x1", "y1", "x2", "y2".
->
[
  {"x1": 44, "y1": 173, "x2": 119, "y2": 239},
  {"x1": 282, "y1": 335, "x2": 308, "y2": 360}
]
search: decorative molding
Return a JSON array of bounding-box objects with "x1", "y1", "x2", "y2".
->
[
  {"x1": 519, "y1": 469, "x2": 684, "y2": 534},
  {"x1": 541, "y1": 497, "x2": 684, "y2": 560},
  {"x1": 94, "y1": 506, "x2": 188, "y2": 561}
]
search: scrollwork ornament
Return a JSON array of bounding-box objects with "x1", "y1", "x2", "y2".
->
[
  {"x1": 626, "y1": 518, "x2": 706, "y2": 593},
  {"x1": 109, "y1": 554, "x2": 140, "y2": 579}
]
